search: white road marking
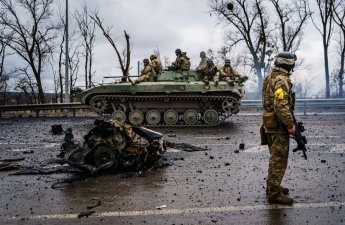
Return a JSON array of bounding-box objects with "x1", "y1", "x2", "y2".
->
[
  {"x1": 245, "y1": 145, "x2": 268, "y2": 152},
  {"x1": 329, "y1": 144, "x2": 345, "y2": 153},
  {"x1": 5, "y1": 201, "x2": 345, "y2": 221},
  {"x1": 308, "y1": 136, "x2": 341, "y2": 138},
  {"x1": 244, "y1": 144, "x2": 345, "y2": 153},
  {"x1": 0, "y1": 143, "x2": 60, "y2": 147},
  {"x1": 195, "y1": 136, "x2": 229, "y2": 139},
  {"x1": 195, "y1": 136, "x2": 343, "y2": 139}
]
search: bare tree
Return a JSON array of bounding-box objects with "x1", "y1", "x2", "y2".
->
[
  {"x1": 209, "y1": 0, "x2": 271, "y2": 92},
  {"x1": 270, "y1": 0, "x2": 311, "y2": 52},
  {"x1": 332, "y1": 0, "x2": 345, "y2": 97},
  {"x1": 90, "y1": 14, "x2": 131, "y2": 81},
  {"x1": 68, "y1": 46, "x2": 81, "y2": 102},
  {"x1": 14, "y1": 67, "x2": 38, "y2": 104},
  {"x1": 0, "y1": 0, "x2": 59, "y2": 103},
  {"x1": 76, "y1": 4, "x2": 96, "y2": 88},
  {"x1": 310, "y1": 0, "x2": 335, "y2": 98},
  {"x1": 49, "y1": 60, "x2": 60, "y2": 103},
  {"x1": 0, "y1": 34, "x2": 8, "y2": 104}
]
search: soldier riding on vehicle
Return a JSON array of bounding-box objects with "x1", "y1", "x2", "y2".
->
[
  {"x1": 219, "y1": 59, "x2": 248, "y2": 86},
  {"x1": 196, "y1": 51, "x2": 209, "y2": 72},
  {"x1": 150, "y1": 54, "x2": 163, "y2": 79},
  {"x1": 200, "y1": 59, "x2": 219, "y2": 86},
  {"x1": 172, "y1": 48, "x2": 191, "y2": 71},
  {"x1": 129, "y1": 58, "x2": 156, "y2": 85}
]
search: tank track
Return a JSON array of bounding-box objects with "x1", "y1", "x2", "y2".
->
[{"x1": 88, "y1": 93, "x2": 241, "y2": 127}]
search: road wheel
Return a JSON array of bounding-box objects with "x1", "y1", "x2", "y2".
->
[
  {"x1": 203, "y1": 110, "x2": 219, "y2": 125},
  {"x1": 184, "y1": 110, "x2": 198, "y2": 125},
  {"x1": 129, "y1": 110, "x2": 144, "y2": 126},
  {"x1": 112, "y1": 110, "x2": 126, "y2": 122},
  {"x1": 164, "y1": 110, "x2": 178, "y2": 125},
  {"x1": 146, "y1": 110, "x2": 161, "y2": 125}
]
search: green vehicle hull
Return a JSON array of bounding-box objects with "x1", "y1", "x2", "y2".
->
[{"x1": 75, "y1": 70, "x2": 244, "y2": 126}]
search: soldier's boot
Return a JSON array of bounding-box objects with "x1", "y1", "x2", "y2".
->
[
  {"x1": 267, "y1": 194, "x2": 293, "y2": 204},
  {"x1": 203, "y1": 77, "x2": 209, "y2": 85},
  {"x1": 266, "y1": 186, "x2": 289, "y2": 195},
  {"x1": 214, "y1": 80, "x2": 219, "y2": 86}
]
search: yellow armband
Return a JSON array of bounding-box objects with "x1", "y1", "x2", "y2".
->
[{"x1": 274, "y1": 88, "x2": 284, "y2": 100}]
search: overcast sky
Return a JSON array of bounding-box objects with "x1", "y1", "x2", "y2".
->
[{"x1": 41, "y1": 0, "x2": 338, "y2": 95}]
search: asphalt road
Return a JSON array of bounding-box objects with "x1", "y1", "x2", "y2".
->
[{"x1": 0, "y1": 114, "x2": 345, "y2": 225}]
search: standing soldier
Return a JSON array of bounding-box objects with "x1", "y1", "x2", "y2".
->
[
  {"x1": 129, "y1": 58, "x2": 156, "y2": 85},
  {"x1": 173, "y1": 48, "x2": 191, "y2": 71},
  {"x1": 196, "y1": 51, "x2": 209, "y2": 72},
  {"x1": 201, "y1": 59, "x2": 219, "y2": 86},
  {"x1": 261, "y1": 52, "x2": 297, "y2": 204},
  {"x1": 150, "y1": 54, "x2": 163, "y2": 79},
  {"x1": 219, "y1": 59, "x2": 248, "y2": 86}
]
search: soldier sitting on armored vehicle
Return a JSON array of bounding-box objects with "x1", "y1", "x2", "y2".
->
[
  {"x1": 196, "y1": 51, "x2": 209, "y2": 72},
  {"x1": 219, "y1": 59, "x2": 248, "y2": 86},
  {"x1": 200, "y1": 59, "x2": 219, "y2": 86},
  {"x1": 150, "y1": 54, "x2": 163, "y2": 79},
  {"x1": 171, "y1": 48, "x2": 191, "y2": 71},
  {"x1": 129, "y1": 58, "x2": 156, "y2": 85}
]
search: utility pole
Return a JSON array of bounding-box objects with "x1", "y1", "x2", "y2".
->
[{"x1": 64, "y1": 0, "x2": 69, "y2": 103}]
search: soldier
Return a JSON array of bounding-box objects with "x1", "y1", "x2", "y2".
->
[
  {"x1": 261, "y1": 52, "x2": 297, "y2": 204},
  {"x1": 173, "y1": 48, "x2": 191, "y2": 71},
  {"x1": 219, "y1": 59, "x2": 248, "y2": 86},
  {"x1": 201, "y1": 59, "x2": 219, "y2": 86},
  {"x1": 196, "y1": 51, "x2": 209, "y2": 72},
  {"x1": 129, "y1": 58, "x2": 156, "y2": 85},
  {"x1": 150, "y1": 54, "x2": 163, "y2": 77}
]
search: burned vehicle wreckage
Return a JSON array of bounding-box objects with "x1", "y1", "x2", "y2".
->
[
  {"x1": 73, "y1": 69, "x2": 245, "y2": 126},
  {"x1": 59, "y1": 119, "x2": 165, "y2": 175}
]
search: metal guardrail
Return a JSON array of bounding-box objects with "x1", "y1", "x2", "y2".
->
[
  {"x1": 0, "y1": 103, "x2": 89, "y2": 117},
  {"x1": 0, "y1": 99, "x2": 344, "y2": 117},
  {"x1": 241, "y1": 98, "x2": 345, "y2": 115}
]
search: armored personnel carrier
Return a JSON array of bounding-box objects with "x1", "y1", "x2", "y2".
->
[{"x1": 74, "y1": 70, "x2": 244, "y2": 126}]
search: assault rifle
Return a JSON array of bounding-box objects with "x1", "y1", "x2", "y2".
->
[
  {"x1": 291, "y1": 92, "x2": 308, "y2": 159},
  {"x1": 291, "y1": 119, "x2": 308, "y2": 160}
]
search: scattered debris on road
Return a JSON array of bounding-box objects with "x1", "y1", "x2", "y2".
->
[
  {"x1": 78, "y1": 210, "x2": 95, "y2": 218},
  {"x1": 87, "y1": 199, "x2": 102, "y2": 210},
  {"x1": 0, "y1": 162, "x2": 21, "y2": 171},
  {"x1": 166, "y1": 141, "x2": 209, "y2": 152},
  {"x1": 51, "y1": 124, "x2": 63, "y2": 135},
  {"x1": 59, "y1": 119, "x2": 166, "y2": 175},
  {"x1": 155, "y1": 204, "x2": 167, "y2": 210}
]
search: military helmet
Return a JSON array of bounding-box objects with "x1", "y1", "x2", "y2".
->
[
  {"x1": 175, "y1": 48, "x2": 182, "y2": 55},
  {"x1": 207, "y1": 59, "x2": 214, "y2": 66},
  {"x1": 150, "y1": 54, "x2": 157, "y2": 60},
  {"x1": 143, "y1": 58, "x2": 150, "y2": 64},
  {"x1": 200, "y1": 51, "x2": 206, "y2": 58},
  {"x1": 274, "y1": 52, "x2": 297, "y2": 71}
]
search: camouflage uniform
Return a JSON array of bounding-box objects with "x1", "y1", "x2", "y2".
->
[
  {"x1": 131, "y1": 59, "x2": 156, "y2": 85},
  {"x1": 150, "y1": 55, "x2": 163, "y2": 76},
  {"x1": 201, "y1": 60, "x2": 218, "y2": 85},
  {"x1": 262, "y1": 66, "x2": 294, "y2": 201},
  {"x1": 219, "y1": 65, "x2": 248, "y2": 85},
  {"x1": 174, "y1": 49, "x2": 191, "y2": 71},
  {"x1": 196, "y1": 51, "x2": 209, "y2": 71}
]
